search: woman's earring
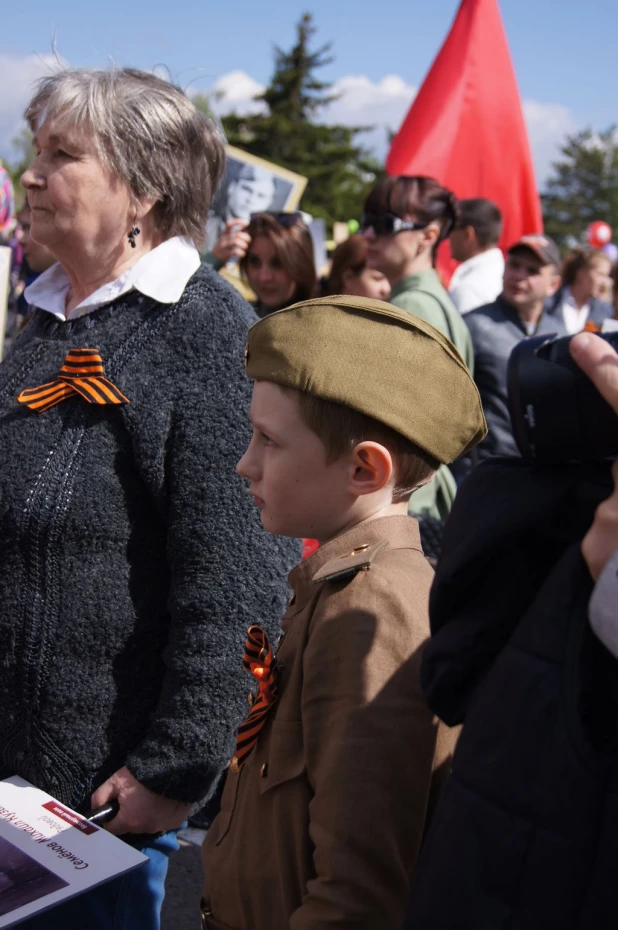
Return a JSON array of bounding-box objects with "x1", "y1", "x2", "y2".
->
[{"x1": 128, "y1": 224, "x2": 141, "y2": 249}]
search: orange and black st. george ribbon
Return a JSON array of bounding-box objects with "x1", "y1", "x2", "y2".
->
[
  {"x1": 16, "y1": 348, "x2": 130, "y2": 413},
  {"x1": 230, "y1": 625, "x2": 280, "y2": 772}
]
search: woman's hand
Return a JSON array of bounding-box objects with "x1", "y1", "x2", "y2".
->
[
  {"x1": 570, "y1": 333, "x2": 618, "y2": 580},
  {"x1": 90, "y1": 766, "x2": 192, "y2": 836},
  {"x1": 211, "y1": 218, "x2": 251, "y2": 263}
]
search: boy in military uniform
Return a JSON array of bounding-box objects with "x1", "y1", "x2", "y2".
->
[{"x1": 201, "y1": 295, "x2": 486, "y2": 930}]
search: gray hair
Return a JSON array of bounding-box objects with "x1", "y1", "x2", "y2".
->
[{"x1": 25, "y1": 68, "x2": 225, "y2": 249}]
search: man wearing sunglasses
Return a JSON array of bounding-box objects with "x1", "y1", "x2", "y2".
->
[{"x1": 361, "y1": 176, "x2": 474, "y2": 373}]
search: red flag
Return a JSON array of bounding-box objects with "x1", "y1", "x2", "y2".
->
[{"x1": 386, "y1": 0, "x2": 542, "y2": 276}]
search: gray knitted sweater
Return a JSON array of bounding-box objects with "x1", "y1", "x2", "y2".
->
[{"x1": 0, "y1": 264, "x2": 299, "y2": 810}]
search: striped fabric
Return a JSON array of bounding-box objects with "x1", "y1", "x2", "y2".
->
[
  {"x1": 230, "y1": 625, "x2": 279, "y2": 772},
  {"x1": 17, "y1": 349, "x2": 130, "y2": 413}
]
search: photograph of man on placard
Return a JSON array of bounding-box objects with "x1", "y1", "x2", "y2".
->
[{"x1": 205, "y1": 146, "x2": 307, "y2": 252}]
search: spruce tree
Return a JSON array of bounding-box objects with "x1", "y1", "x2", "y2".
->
[
  {"x1": 542, "y1": 127, "x2": 618, "y2": 247},
  {"x1": 221, "y1": 13, "x2": 383, "y2": 227}
]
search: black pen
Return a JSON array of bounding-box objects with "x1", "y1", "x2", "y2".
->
[{"x1": 84, "y1": 798, "x2": 120, "y2": 826}]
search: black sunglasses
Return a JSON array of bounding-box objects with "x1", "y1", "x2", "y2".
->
[
  {"x1": 359, "y1": 212, "x2": 430, "y2": 236},
  {"x1": 250, "y1": 211, "x2": 304, "y2": 229}
]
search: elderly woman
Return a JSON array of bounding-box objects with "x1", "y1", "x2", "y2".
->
[{"x1": 0, "y1": 68, "x2": 298, "y2": 929}]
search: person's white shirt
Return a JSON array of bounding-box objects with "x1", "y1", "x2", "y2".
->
[
  {"x1": 449, "y1": 247, "x2": 505, "y2": 315},
  {"x1": 24, "y1": 236, "x2": 201, "y2": 321},
  {"x1": 561, "y1": 288, "x2": 590, "y2": 335},
  {"x1": 589, "y1": 550, "x2": 618, "y2": 659}
]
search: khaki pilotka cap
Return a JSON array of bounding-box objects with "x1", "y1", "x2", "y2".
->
[{"x1": 244, "y1": 295, "x2": 487, "y2": 464}]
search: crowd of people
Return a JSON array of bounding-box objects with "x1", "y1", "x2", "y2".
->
[{"x1": 0, "y1": 65, "x2": 617, "y2": 930}]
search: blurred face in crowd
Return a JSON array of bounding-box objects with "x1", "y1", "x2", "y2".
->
[
  {"x1": 363, "y1": 219, "x2": 439, "y2": 284},
  {"x1": 17, "y1": 204, "x2": 56, "y2": 273},
  {"x1": 21, "y1": 120, "x2": 135, "y2": 262},
  {"x1": 449, "y1": 224, "x2": 478, "y2": 263},
  {"x1": 342, "y1": 266, "x2": 390, "y2": 301},
  {"x1": 227, "y1": 171, "x2": 275, "y2": 220},
  {"x1": 237, "y1": 381, "x2": 351, "y2": 541},
  {"x1": 574, "y1": 256, "x2": 612, "y2": 302},
  {"x1": 246, "y1": 235, "x2": 297, "y2": 310},
  {"x1": 503, "y1": 247, "x2": 560, "y2": 313}
]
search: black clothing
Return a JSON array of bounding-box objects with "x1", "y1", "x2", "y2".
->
[
  {"x1": 404, "y1": 458, "x2": 617, "y2": 930},
  {"x1": 0, "y1": 264, "x2": 299, "y2": 811},
  {"x1": 252, "y1": 300, "x2": 273, "y2": 319}
]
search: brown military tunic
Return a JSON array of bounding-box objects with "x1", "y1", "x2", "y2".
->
[{"x1": 201, "y1": 515, "x2": 457, "y2": 930}]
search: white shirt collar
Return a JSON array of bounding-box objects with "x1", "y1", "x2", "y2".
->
[
  {"x1": 561, "y1": 287, "x2": 590, "y2": 335},
  {"x1": 563, "y1": 287, "x2": 590, "y2": 313},
  {"x1": 24, "y1": 236, "x2": 201, "y2": 321}
]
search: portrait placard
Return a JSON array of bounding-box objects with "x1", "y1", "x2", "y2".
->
[
  {"x1": 206, "y1": 147, "x2": 308, "y2": 252},
  {"x1": 0, "y1": 777, "x2": 146, "y2": 926}
]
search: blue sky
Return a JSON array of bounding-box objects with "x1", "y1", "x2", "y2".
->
[{"x1": 2, "y1": 0, "x2": 617, "y2": 184}]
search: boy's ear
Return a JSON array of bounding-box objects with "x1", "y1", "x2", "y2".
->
[{"x1": 349, "y1": 441, "x2": 394, "y2": 497}]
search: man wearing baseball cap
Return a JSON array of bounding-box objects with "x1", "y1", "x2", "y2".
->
[{"x1": 465, "y1": 234, "x2": 564, "y2": 460}]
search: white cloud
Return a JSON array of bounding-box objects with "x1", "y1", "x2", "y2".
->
[
  {"x1": 0, "y1": 54, "x2": 61, "y2": 157},
  {"x1": 326, "y1": 74, "x2": 417, "y2": 126},
  {"x1": 322, "y1": 74, "x2": 418, "y2": 159},
  {"x1": 522, "y1": 100, "x2": 576, "y2": 186},
  {"x1": 213, "y1": 70, "x2": 266, "y2": 115},
  {"x1": 212, "y1": 69, "x2": 575, "y2": 187},
  {"x1": 0, "y1": 57, "x2": 576, "y2": 190},
  {"x1": 210, "y1": 70, "x2": 414, "y2": 160}
]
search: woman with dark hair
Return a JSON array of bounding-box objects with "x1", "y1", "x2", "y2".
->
[
  {"x1": 326, "y1": 235, "x2": 390, "y2": 300},
  {"x1": 239, "y1": 212, "x2": 316, "y2": 317},
  {"x1": 211, "y1": 212, "x2": 316, "y2": 318},
  {"x1": 547, "y1": 247, "x2": 613, "y2": 333},
  {"x1": 361, "y1": 175, "x2": 473, "y2": 369}
]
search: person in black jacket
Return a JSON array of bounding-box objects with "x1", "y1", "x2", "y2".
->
[
  {"x1": 575, "y1": 333, "x2": 618, "y2": 656},
  {"x1": 1, "y1": 67, "x2": 299, "y2": 930},
  {"x1": 403, "y1": 334, "x2": 618, "y2": 930}
]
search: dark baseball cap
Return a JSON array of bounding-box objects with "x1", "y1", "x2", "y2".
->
[{"x1": 508, "y1": 234, "x2": 561, "y2": 267}]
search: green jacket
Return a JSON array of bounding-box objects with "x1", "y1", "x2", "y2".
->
[
  {"x1": 409, "y1": 465, "x2": 458, "y2": 522},
  {"x1": 390, "y1": 270, "x2": 473, "y2": 523},
  {"x1": 389, "y1": 269, "x2": 474, "y2": 373}
]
